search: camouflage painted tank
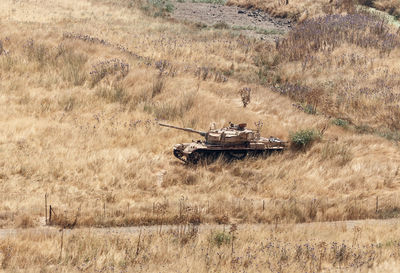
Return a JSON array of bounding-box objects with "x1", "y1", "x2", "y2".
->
[{"x1": 159, "y1": 122, "x2": 286, "y2": 164}]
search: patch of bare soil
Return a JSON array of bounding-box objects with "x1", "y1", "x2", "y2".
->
[{"x1": 171, "y1": 1, "x2": 292, "y2": 40}]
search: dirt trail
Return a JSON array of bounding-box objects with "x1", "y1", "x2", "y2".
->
[
  {"x1": 171, "y1": 1, "x2": 292, "y2": 40},
  {"x1": 1, "y1": 218, "x2": 399, "y2": 239}
]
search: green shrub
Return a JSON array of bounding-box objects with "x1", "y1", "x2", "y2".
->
[
  {"x1": 142, "y1": 0, "x2": 174, "y2": 17},
  {"x1": 165, "y1": 2, "x2": 174, "y2": 12},
  {"x1": 377, "y1": 130, "x2": 400, "y2": 142},
  {"x1": 303, "y1": 104, "x2": 317, "y2": 115},
  {"x1": 211, "y1": 231, "x2": 231, "y2": 247},
  {"x1": 213, "y1": 22, "x2": 229, "y2": 29},
  {"x1": 192, "y1": 0, "x2": 226, "y2": 4},
  {"x1": 332, "y1": 118, "x2": 349, "y2": 128},
  {"x1": 355, "y1": 124, "x2": 373, "y2": 134},
  {"x1": 290, "y1": 129, "x2": 321, "y2": 149}
]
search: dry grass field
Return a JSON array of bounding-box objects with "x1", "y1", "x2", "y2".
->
[
  {"x1": 3, "y1": 221, "x2": 400, "y2": 272},
  {"x1": 1, "y1": 0, "x2": 400, "y2": 271},
  {"x1": 227, "y1": 0, "x2": 400, "y2": 20}
]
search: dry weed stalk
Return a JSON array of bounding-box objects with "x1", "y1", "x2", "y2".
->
[{"x1": 239, "y1": 87, "x2": 251, "y2": 108}]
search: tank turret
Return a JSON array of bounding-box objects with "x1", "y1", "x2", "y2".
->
[{"x1": 159, "y1": 122, "x2": 286, "y2": 164}]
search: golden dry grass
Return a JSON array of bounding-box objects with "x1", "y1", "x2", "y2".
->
[
  {"x1": 1, "y1": 0, "x2": 400, "y2": 271},
  {"x1": 2, "y1": 221, "x2": 400, "y2": 272},
  {"x1": 0, "y1": 0, "x2": 400, "y2": 230}
]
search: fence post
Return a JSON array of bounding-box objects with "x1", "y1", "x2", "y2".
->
[
  {"x1": 376, "y1": 196, "x2": 379, "y2": 213},
  {"x1": 262, "y1": 200, "x2": 265, "y2": 211},
  {"x1": 59, "y1": 228, "x2": 64, "y2": 261},
  {"x1": 49, "y1": 205, "x2": 52, "y2": 224},
  {"x1": 45, "y1": 193, "x2": 48, "y2": 225}
]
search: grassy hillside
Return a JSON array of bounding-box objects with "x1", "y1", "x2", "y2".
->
[
  {"x1": 1, "y1": 0, "x2": 400, "y2": 229},
  {"x1": 2, "y1": 0, "x2": 400, "y2": 271}
]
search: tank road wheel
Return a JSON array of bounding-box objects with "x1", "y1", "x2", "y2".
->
[
  {"x1": 173, "y1": 149, "x2": 187, "y2": 163},
  {"x1": 187, "y1": 151, "x2": 201, "y2": 165},
  {"x1": 225, "y1": 151, "x2": 247, "y2": 161}
]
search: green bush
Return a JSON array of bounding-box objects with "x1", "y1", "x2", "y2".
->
[
  {"x1": 213, "y1": 22, "x2": 230, "y2": 29},
  {"x1": 377, "y1": 130, "x2": 400, "y2": 142},
  {"x1": 290, "y1": 129, "x2": 321, "y2": 149},
  {"x1": 303, "y1": 104, "x2": 317, "y2": 115},
  {"x1": 211, "y1": 231, "x2": 231, "y2": 247},
  {"x1": 332, "y1": 118, "x2": 349, "y2": 128},
  {"x1": 192, "y1": 0, "x2": 226, "y2": 4},
  {"x1": 142, "y1": 0, "x2": 174, "y2": 17}
]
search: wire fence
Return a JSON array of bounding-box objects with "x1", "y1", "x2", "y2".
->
[{"x1": 2, "y1": 192, "x2": 400, "y2": 226}]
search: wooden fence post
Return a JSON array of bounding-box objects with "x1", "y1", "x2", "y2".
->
[
  {"x1": 45, "y1": 193, "x2": 48, "y2": 225},
  {"x1": 59, "y1": 228, "x2": 64, "y2": 261},
  {"x1": 49, "y1": 205, "x2": 52, "y2": 224}
]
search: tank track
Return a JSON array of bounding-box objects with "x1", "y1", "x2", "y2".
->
[{"x1": 173, "y1": 149, "x2": 284, "y2": 164}]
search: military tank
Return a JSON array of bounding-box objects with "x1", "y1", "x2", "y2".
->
[{"x1": 159, "y1": 122, "x2": 286, "y2": 164}]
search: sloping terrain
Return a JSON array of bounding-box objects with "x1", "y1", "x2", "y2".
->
[
  {"x1": 1, "y1": 0, "x2": 400, "y2": 271},
  {"x1": 0, "y1": 0, "x2": 400, "y2": 227}
]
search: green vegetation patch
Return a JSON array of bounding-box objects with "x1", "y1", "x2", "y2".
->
[
  {"x1": 141, "y1": 0, "x2": 174, "y2": 17},
  {"x1": 210, "y1": 231, "x2": 231, "y2": 247},
  {"x1": 290, "y1": 129, "x2": 321, "y2": 150}
]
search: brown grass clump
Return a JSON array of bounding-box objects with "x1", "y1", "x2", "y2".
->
[{"x1": 15, "y1": 214, "x2": 35, "y2": 228}]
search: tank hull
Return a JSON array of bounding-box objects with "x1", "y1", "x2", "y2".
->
[{"x1": 173, "y1": 142, "x2": 285, "y2": 164}]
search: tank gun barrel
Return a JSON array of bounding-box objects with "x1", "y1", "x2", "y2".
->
[{"x1": 159, "y1": 123, "x2": 206, "y2": 136}]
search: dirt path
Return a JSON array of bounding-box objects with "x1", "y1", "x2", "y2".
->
[
  {"x1": 1, "y1": 218, "x2": 399, "y2": 238},
  {"x1": 171, "y1": 1, "x2": 292, "y2": 40}
]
